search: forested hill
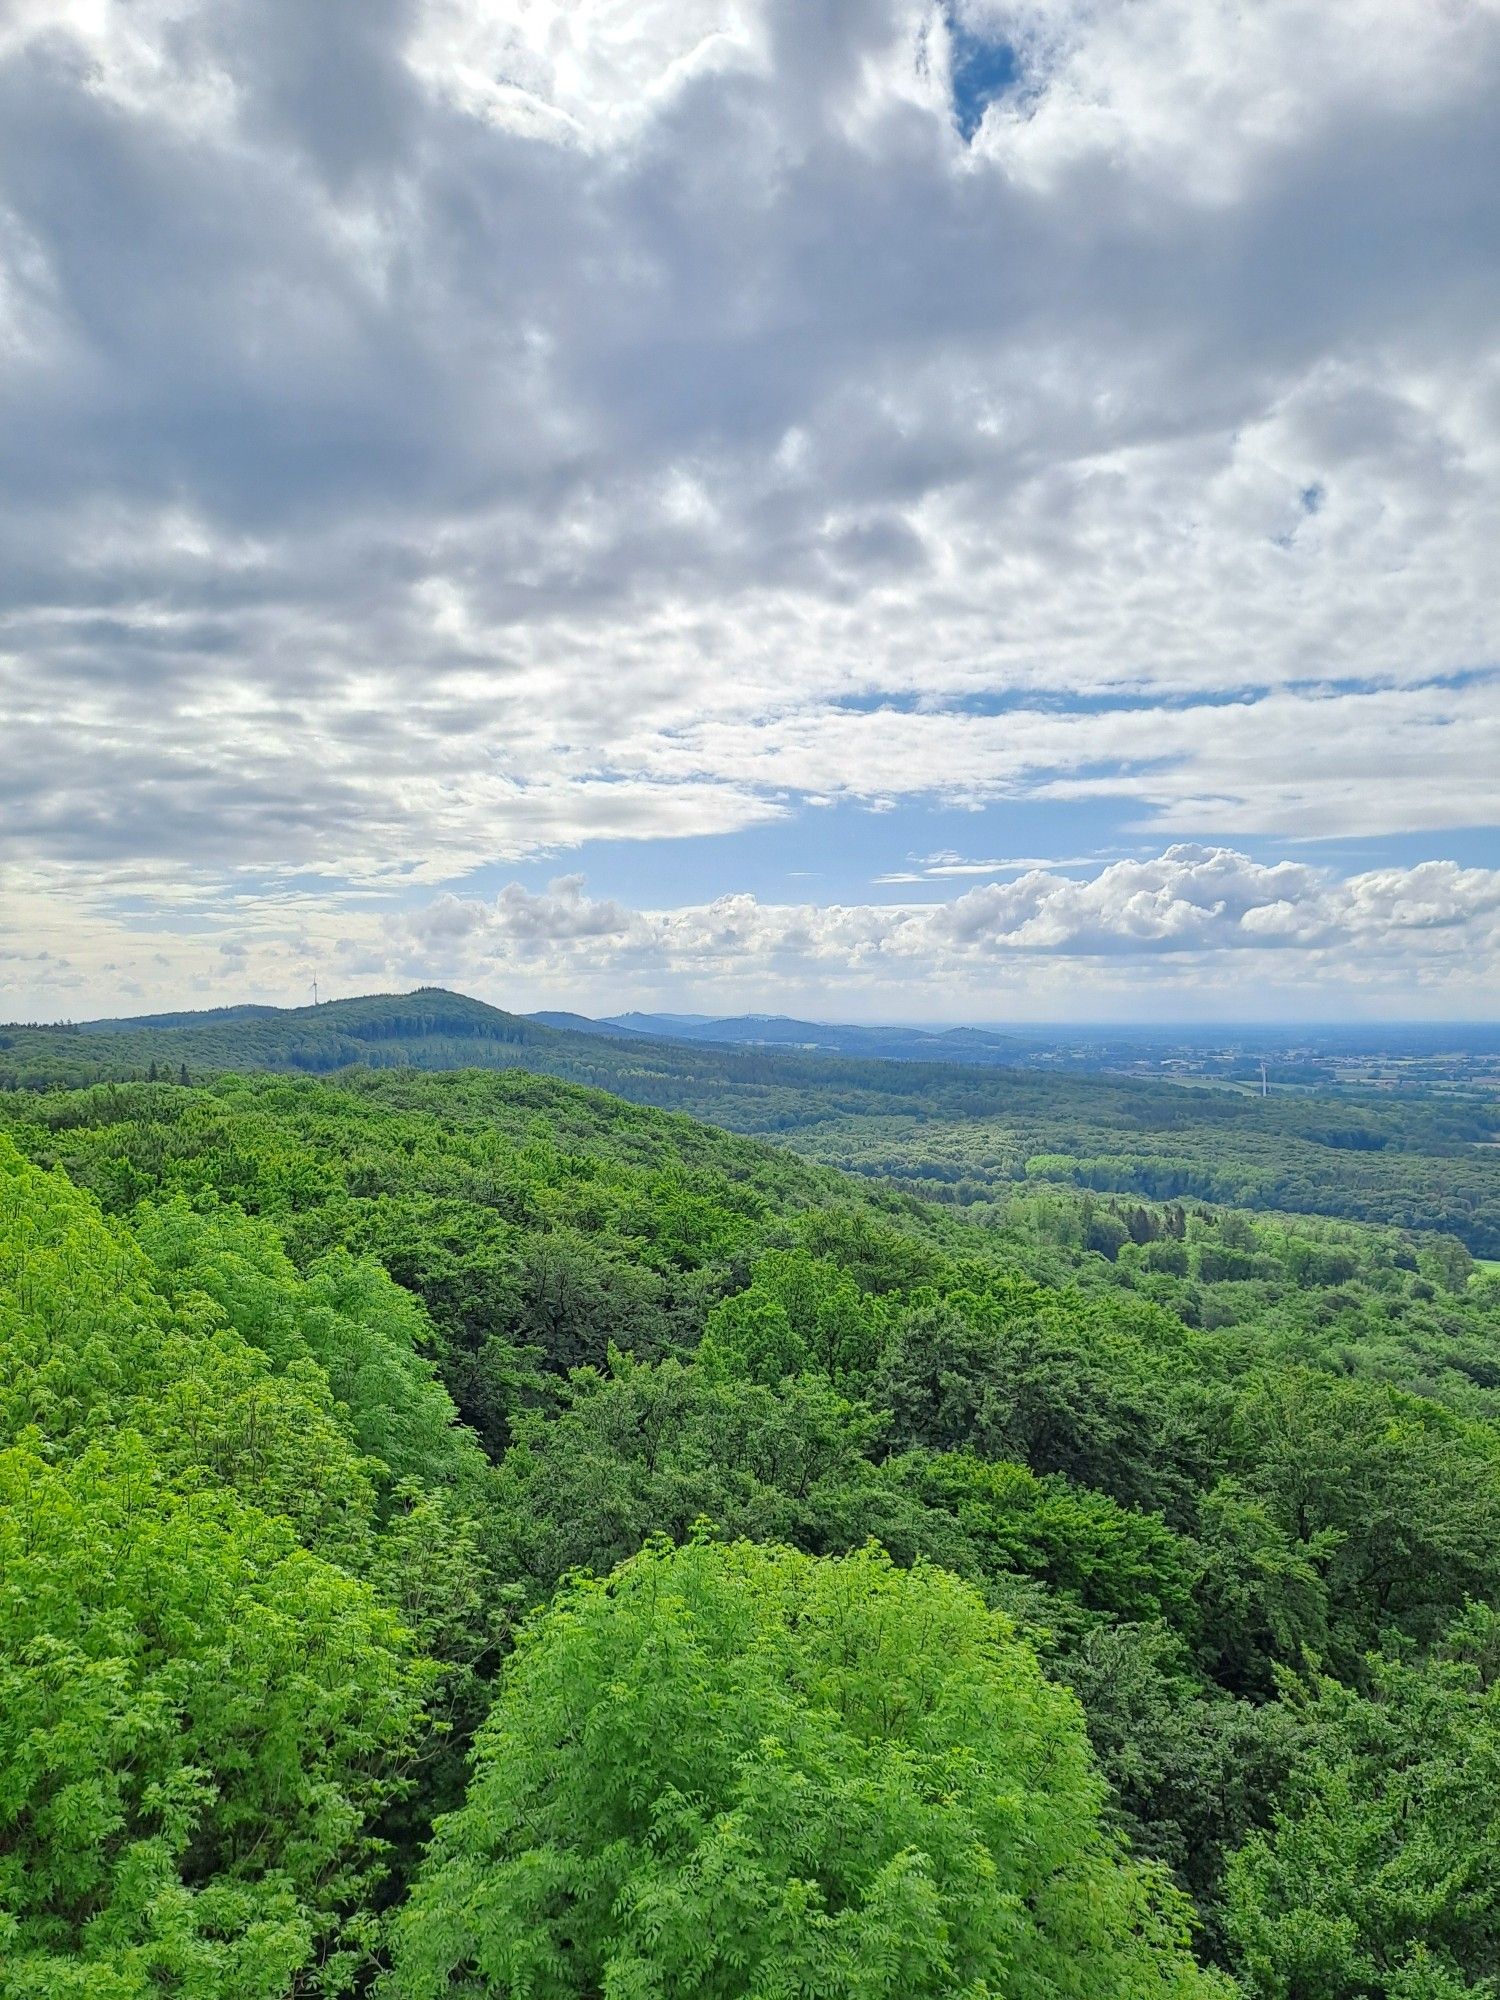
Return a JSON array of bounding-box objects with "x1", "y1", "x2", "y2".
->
[
  {"x1": 5, "y1": 989, "x2": 1491, "y2": 1152},
  {"x1": 8, "y1": 988, "x2": 567, "y2": 1079},
  {"x1": 5, "y1": 1062, "x2": 1500, "y2": 1993},
  {"x1": 4, "y1": 985, "x2": 1500, "y2": 1252}
]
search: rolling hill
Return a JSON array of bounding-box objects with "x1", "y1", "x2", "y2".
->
[{"x1": 3, "y1": 986, "x2": 1498, "y2": 1252}]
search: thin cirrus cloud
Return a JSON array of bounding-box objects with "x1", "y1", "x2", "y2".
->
[
  {"x1": 0, "y1": 0, "x2": 1496, "y2": 1018},
  {"x1": 875, "y1": 853, "x2": 1111, "y2": 882}
]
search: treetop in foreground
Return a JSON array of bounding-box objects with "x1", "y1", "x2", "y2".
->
[{"x1": 389, "y1": 1533, "x2": 1227, "y2": 2000}]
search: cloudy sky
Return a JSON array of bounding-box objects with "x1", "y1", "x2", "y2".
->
[{"x1": 3, "y1": 0, "x2": 1498, "y2": 1022}]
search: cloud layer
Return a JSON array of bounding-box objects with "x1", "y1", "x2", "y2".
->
[
  {"x1": 394, "y1": 847, "x2": 1500, "y2": 991},
  {"x1": 11, "y1": 846, "x2": 1499, "y2": 1023},
  {"x1": 1, "y1": 0, "x2": 1496, "y2": 1014}
]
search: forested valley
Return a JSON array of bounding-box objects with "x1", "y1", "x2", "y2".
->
[
  {"x1": 4, "y1": 1025, "x2": 1500, "y2": 1995},
  {"x1": 6, "y1": 988, "x2": 1500, "y2": 1255}
]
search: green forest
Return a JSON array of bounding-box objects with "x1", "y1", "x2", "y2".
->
[
  {"x1": 4, "y1": 1027, "x2": 1500, "y2": 1994},
  {"x1": 5, "y1": 989, "x2": 1499, "y2": 1254}
]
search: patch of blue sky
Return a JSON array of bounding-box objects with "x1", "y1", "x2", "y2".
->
[
  {"x1": 1403, "y1": 663, "x2": 1499, "y2": 694},
  {"x1": 433, "y1": 773, "x2": 1496, "y2": 916},
  {"x1": 442, "y1": 793, "x2": 1147, "y2": 908},
  {"x1": 946, "y1": 15, "x2": 1021, "y2": 143},
  {"x1": 825, "y1": 689, "x2": 1255, "y2": 718},
  {"x1": 1278, "y1": 827, "x2": 1500, "y2": 871},
  {"x1": 833, "y1": 668, "x2": 1498, "y2": 715}
]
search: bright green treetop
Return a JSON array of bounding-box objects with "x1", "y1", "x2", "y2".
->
[{"x1": 390, "y1": 1534, "x2": 1229, "y2": 2000}]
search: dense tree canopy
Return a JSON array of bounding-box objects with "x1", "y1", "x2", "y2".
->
[
  {"x1": 389, "y1": 1535, "x2": 1226, "y2": 2000},
  {"x1": 0, "y1": 1139, "x2": 438, "y2": 1998},
  {"x1": 1226, "y1": 1611, "x2": 1500, "y2": 1997},
  {"x1": 1, "y1": 1060, "x2": 1498, "y2": 1995}
]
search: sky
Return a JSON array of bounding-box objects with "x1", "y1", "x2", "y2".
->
[{"x1": 2, "y1": 0, "x2": 1498, "y2": 1025}]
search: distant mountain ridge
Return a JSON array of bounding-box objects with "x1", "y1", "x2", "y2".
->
[
  {"x1": 596, "y1": 1010, "x2": 1030, "y2": 1064},
  {"x1": 529, "y1": 1010, "x2": 654, "y2": 1038},
  {"x1": 23, "y1": 986, "x2": 1040, "y2": 1073},
  {"x1": 2, "y1": 988, "x2": 1032, "y2": 1079}
]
